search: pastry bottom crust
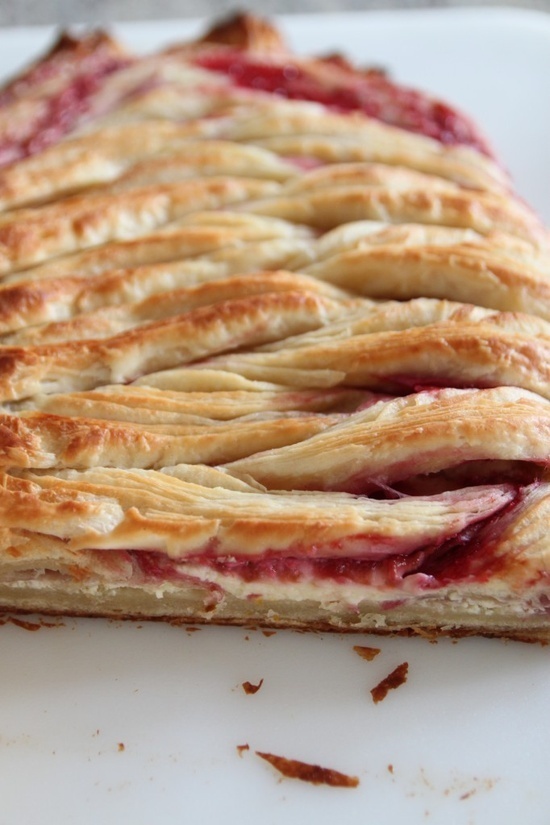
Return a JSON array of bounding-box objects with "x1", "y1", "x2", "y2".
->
[{"x1": 1, "y1": 582, "x2": 547, "y2": 643}]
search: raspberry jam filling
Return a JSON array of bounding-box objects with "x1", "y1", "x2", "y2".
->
[
  {"x1": 0, "y1": 32, "x2": 122, "y2": 107},
  {"x1": 130, "y1": 487, "x2": 522, "y2": 592},
  {"x1": 0, "y1": 57, "x2": 129, "y2": 166},
  {"x1": 194, "y1": 51, "x2": 492, "y2": 154}
]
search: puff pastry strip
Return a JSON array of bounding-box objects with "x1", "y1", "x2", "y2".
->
[
  {"x1": 226, "y1": 111, "x2": 509, "y2": 193},
  {"x1": 0, "y1": 271, "x2": 351, "y2": 345},
  {"x1": 0, "y1": 465, "x2": 546, "y2": 640},
  {"x1": 225, "y1": 387, "x2": 550, "y2": 491},
  {"x1": 0, "y1": 128, "x2": 298, "y2": 212},
  {"x1": 243, "y1": 175, "x2": 544, "y2": 244},
  {"x1": 292, "y1": 219, "x2": 550, "y2": 274},
  {"x1": 0, "y1": 468, "x2": 513, "y2": 558},
  {"x1": 293, "y1": 233, "x2": 550, "y2": 320},
  {"x1": 0, "y1": 409, "x2": 342, "y2": 470},
  {"x1": 0, "y1": 14, "x2": 507, "y2": 191},
  {"x1": 3, "y1": 386, "x2": 547, "y2": 481},
  {"x1": 0, "y1": 290, "x2": 341, "y2": 401},
  {"x1": 0, "y1": 31, "x2": 131, "y2": 166},
  {"x1": 2, "y1": 215, "x2": 548, "y2": 338},
  {"x1": 0, "y1": 177, "x2": 281, "y2": 275},
  {"x1": 17, "y1": 381, "x2": 368, "y2": 422},
  {"x1": 3, "y1": 212, "x2": 312, "y2": 284},
  {"x1": 203, "y1": 298, "x2": 550, "y2": 397}
]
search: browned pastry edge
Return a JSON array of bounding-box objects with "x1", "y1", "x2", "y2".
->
[
  {"x1": 0, "y1": 606, "x2": 546, "y2": 644},
  {"x1": 0, "y1": 29, "x2": 129, "y2": 100},
  {"x1": 195, "y1": 12, "x2": 289, "y2": 54}
]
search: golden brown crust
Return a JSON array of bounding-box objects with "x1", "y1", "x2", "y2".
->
[
  {"x1": 1, "y1": 30, "x2": 128, "y2": 99},
  {"x1": 0, "y1": 603, "x2": 546, "y2": 643},
  {"x1": 24, "y1": 382, "x2": 367, "y2": 421},
  {"x1": 225, "y1": 387, "x2": 550, "y2": 490},
  {"x1": 0, "y1": 408, "x2": 340, "y2": 470},
  {"x1": 301, "y1": 233, "x2": 550, "y2": 318},
  {"x1": 0, "y1": 270, "x2": 350, "y2": 345},
  {"x1": 195, "y1": 12, "x2": 288, "y2": 54},
  {"x1": 0, "y1": 290, "x2": 341, "y2": 401},
  {"x1": 0, "y1": 177, "x2": 281, "y2": 275},
  {"x1": 204, "y1": 302, "x2": 550, "y2": 398},
  {"x1": 0, "y1": 128, "x2": 297, "y2": 212},
  {"x1": 3, "y1": 212, "x2": 312, "y2": 285},
  {"x1": 244, "y1": 173, "x2": 544, "y2": 243},
  {"x1": 226, "y1": 110, "x2": 511, "y2": 193},
  {"x1": 0, "y1": 467, "x2": 516, "y2": 557},
  {"x1": 0, "y1": 30, "x2": 131, "y2": 168}
]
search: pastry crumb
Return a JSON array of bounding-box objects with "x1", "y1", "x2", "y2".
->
[
  {"x1": 0, "y1": 615, "x2": 63, "y2": 631},
  {"x1": 242, "y1": 678, "x2": 264, "y2": 694},
  {"x1": 256, "y1": 751, "x2": 359, "y2": 787},
  {"x1": 371, "y1": 662, "x2": 409, "y2": 703},
  {"x1": 353, "y1": 644, "x2": 381, "y2": 661}
]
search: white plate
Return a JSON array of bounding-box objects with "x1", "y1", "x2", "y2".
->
[{"x1": 0, "y1": 9, "x2": 549, "y2": 825}]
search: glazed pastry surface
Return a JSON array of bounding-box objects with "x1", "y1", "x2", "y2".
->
[{"x1": 0, "y1": 12, "x2": 547, "y2": 640}]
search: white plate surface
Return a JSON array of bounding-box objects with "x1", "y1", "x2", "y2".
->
[{"x1": 0, "y1": 9, "x2": 548, "y2": 825}]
